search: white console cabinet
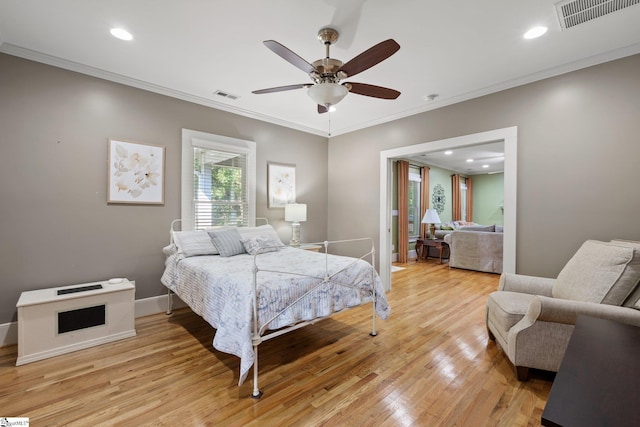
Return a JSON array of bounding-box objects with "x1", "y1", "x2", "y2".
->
[{"x1": 16, "y1": 279, "x2": 136, "y2": 366}]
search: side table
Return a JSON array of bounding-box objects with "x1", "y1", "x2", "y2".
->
[
  {"x1": 416, "y1": 238, "x2": 450, "y2": 264},
  {"x1": 541, "y1": 316, "x2": 640, "y2": 427}
]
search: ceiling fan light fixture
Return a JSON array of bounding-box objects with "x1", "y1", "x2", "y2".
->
[{"x1": 307, "y1": 82, "x2": 348, "y2": 107}]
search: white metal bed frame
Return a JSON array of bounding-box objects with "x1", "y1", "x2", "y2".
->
[{"x1": 164, "y1": 219, "x2": 382, "y2": 398}]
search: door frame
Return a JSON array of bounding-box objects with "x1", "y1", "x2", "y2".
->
[{"x1": 379, "y1": 126, "x2": 518, "y2": 290}]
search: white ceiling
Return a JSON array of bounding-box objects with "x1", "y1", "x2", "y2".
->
[
  {"x1": 407, "y1": 142, "x2": 505, "y2": 176},
  {"x1": 1, "y1": 0, "x2": 639, "y2": 138}
]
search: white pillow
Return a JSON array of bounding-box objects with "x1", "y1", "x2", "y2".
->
[
  {"x1": 237, "y1": 224, "x2": 284, "y2": 247},
  {"x1": 173, "y1": 231, "x2": 219, "y2": 257},
  {"x1": 241, "y1": 236, "x2": 282, "y2": 255}
]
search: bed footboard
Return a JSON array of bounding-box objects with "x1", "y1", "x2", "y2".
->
[{"x1": 249, "y1": 238, "x2": 382, "y2": 398}]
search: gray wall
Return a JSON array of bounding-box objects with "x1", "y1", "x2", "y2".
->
[
  {"x1": 0, "y1": 54, "x2": 328, "y2": 324},
  {"x1": 328, "y1": 54, "x2": 640, "y2": 278},
  {"x1": 2, "y1": 52, "x2": 640, "y2": 324}
]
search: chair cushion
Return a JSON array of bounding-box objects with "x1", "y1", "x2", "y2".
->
[
  {"x1": 486, "y1": 291, "x2": 536, "y2": 343},
  {"x1": 611, "y1": 240, "x2": 640, "y2": 309},
  {"x1": 553, "y1": 240, "x2": 640, "y2": 305}
]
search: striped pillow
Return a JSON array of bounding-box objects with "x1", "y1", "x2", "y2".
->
[
  {"x1": 238, "y1": 225, "x2": 284, "y2": 247},
  {"x1": 208, "y1": 228, "x2": 246, "y2": 257}
]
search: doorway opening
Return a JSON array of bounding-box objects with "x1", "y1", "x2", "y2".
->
[{"x1": 379, "y1": 127, "x2": 518, "y2": 291}]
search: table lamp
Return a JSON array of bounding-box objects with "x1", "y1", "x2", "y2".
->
[
  {"x1": 285, "y1": 203, "x2": 307, "y2": 247},
  {"x1": 421, "y1": 209, "x2": 441, "y2": 240}
]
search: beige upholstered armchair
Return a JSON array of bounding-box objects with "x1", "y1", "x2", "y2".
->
[{"x1": 486, "y1": 240, "x2": 640, "y2": 380}]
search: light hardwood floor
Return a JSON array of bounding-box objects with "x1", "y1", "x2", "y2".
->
[{"x1": 0, "y1": 260, "x2": 553, "y2": 426}]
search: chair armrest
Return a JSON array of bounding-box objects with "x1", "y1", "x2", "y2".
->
[
  {"x1": 498, "y1": 272, "x2": 555, "y2": 296},
  {"x1": 528, "y1": 296, "x2": 640, "y2": 326}
]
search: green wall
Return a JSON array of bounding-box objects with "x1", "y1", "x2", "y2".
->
[
  {"x1": 391, "y1": 164, "x2": 504, "y2": 258},
  {"x1": 472, "y1": 173, "x2": 504, "y2": 226},
  {"x1": 428, "y1": 166, "x2": 454, "y2": 224}
]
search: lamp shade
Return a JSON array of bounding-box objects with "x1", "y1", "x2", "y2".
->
[
  {"x1": 421, "y1": 209, "x2": 441, "y2": 224},
  {"x1": 285, "y1": 203, "x2": 307, "y2": 222},
  {"x1": 307, "y1": 83, "x2": 348, "y2": 107}
]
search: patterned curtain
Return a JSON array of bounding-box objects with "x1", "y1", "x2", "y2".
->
[
  {"x1": 466, "y1": 176, "x2": 473, "y2": 222},
  {"x1": 397, "y1": 160, "x2": 409, "y2": 263},
  {"x1": 452, "y1": 174, "x2": 462, "y2": 221},
  {"x1": 420, "y1": 166, "x2": 430, "y2": 238}
]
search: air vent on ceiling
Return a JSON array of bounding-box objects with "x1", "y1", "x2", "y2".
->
[
  {"x1": 556, "y1": 0, "x2": 640, "y2": 29},
  {"x1": 213, "y1": 90, "x2": 239, "y2": 100}
]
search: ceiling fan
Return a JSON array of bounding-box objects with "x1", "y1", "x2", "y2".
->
[{"x1": 252, "y1": 28, "x2": 401, "y2": 113}]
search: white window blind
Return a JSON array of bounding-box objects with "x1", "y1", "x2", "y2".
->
[
  {"x1": 181, "y1": 129, "x2": 256, "y2": 230},
  {"x1": 193, "y1": 147, "x2": 249, "y2": 229}
]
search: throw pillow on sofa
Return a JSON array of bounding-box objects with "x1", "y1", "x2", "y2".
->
[{"x1": 459, "y1": 224, "x2": 496, "y2": 232}]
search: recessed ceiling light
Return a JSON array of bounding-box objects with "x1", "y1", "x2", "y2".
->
[
  {"x1": 328, "y1": 106, "x2": 337, "y2": 112},
  {"x1": 444, "y1": 150, "x2": 453, "y2": 155},
  {"x1": 524, "y1": 26, "x2": 547, "y2": 40},
  {"x1": 466, "y1": 159, "x2": 474, "y2": 163},
  {"x1": 110, "y1": 28, "x2": 133, "y2": 41},
  {"x1": 482, "y1": 164, "x2": 489, "y2": 168}
]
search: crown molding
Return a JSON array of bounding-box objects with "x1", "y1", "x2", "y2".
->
[
  {"x1": 329, "y1": 42, "x2": 640, "y2": 137},
  {"x1": 0, "y1": 43, "x2": 328, "y2": 138},
  {"x1": 2, "y1": 41, "x2": 639, "y2": 139}
]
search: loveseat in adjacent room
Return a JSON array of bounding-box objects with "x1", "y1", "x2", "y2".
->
[{"x1": 444, "y1": 225, "x2": 503, "y2": 274}]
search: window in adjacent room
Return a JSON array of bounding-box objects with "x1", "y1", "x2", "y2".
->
[
  {"x1": 460, "y1": 178, "x2": 468, "y2": 222},
  {"x1": 408, "y1": 166, "x2": 422, "y2": 239},
  {"x1": 181, "y1": 129, "x2": 256, "y2": 230}
]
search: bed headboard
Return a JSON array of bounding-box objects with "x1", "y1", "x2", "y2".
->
[{"x1": 169, "y1": 218, "x2": 269, "y2": 243}]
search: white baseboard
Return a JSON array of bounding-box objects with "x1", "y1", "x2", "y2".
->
[
  {"x1": 1, "y1": 321, "x2": 17, "y2": 348},
  {"x1": 391, "y1": 250, "x2": 417, "y2": 263},
  {"x1": 134, "y1": 292, "x2": 187, "y2": 318},
  {"x1": 0, "y1": 292, "x2": 187, "y2": 348}
]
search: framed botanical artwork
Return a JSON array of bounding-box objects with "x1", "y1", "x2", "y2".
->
[
  {"x1": 267, "y1": 162, "x2": 296, "y2": 208},
  {"x1": 107, "y1": 138, "x2": 165, "y2": 204}
]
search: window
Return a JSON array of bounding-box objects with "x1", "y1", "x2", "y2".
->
[
  {"x1": 181, "y1": 129, "x2": 256, "y2": 230},
  {"x1": 408, "y1": 167, "x2": 421, "y2": 238},
  {"x1": 460, "y1": 179, "x2": 467, "y2": 222}
]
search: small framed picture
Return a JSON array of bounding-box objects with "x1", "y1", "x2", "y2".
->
[
  {"x1": 107, "y1": 139, "x2": 165, "y2": 204},
  {"x1": 267, "y1": 162, "x2": 296, "y2": 208}
]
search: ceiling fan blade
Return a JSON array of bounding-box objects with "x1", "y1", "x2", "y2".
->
[
  {"x1": 318, "y1": 104, "x2": 329, "y2": 114},
  {"x1": 263, "y1": 40, "x2": 316, "y2": 74},
  {"x1": 339, "y1": 39, "x2": 400, "y2": 78},
  {"x1": 347, "y1": 82, "x2": 400, "y2": 99},
  {"x1": 252, "y1": 84, "x2": 311, "y2": 94}
]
